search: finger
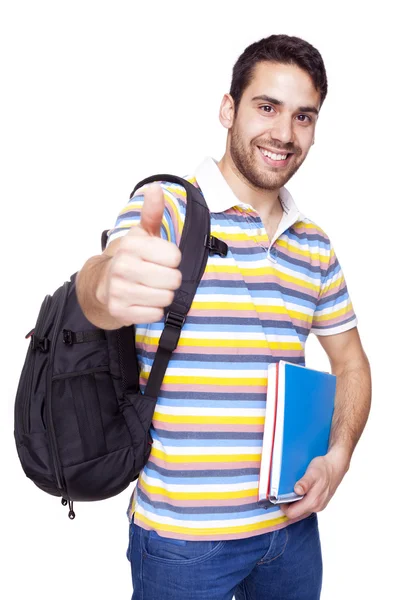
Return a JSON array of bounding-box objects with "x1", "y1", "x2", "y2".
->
[
  {"x1": 281, "y1": 495, "x2": 317, "y2": 520},
  {"x1": 135, "y1": 262, "x2": 182, "y2": 290},
  {"x1": 282, "y1": 506, "x2": 314, "y2": 521},
  {"x1": 122, "y1": 234, "x2": 181, "y2": 269},
  {"x1": 281, "y1": 476, "x2": 325, "y2": 520},
  {"x1": 138, "y1": 237, "x2": 181, "y2": 269},
  {"x1": 109, "y1": 281, "x2": 175, "y2": 309},
  {"x1": 111, "y1": 256, "x2": 182, "y2": 291},
  {"x1": 129, "y1": 285, "x2": 174, "y2": 308},
  {"x1": 139, "y1": 183, "x2": 165, "y2": 237},
  {"x1": 111, "y1": 305, "x2": 165, "y2": 327},
  {"x1": 294, "y1": 468, "x2": 319, "y2": 496}
]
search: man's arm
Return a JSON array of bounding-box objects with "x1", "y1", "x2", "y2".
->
[{"x1": 281, "y1": 327, "x2": 372, "y2": 519}]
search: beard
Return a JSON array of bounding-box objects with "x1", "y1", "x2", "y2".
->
[{"x1": 230, "y1": 124, "x2": 306, "y2": 191}]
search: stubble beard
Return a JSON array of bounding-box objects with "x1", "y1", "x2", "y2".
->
[{"x1": 230, "y1": 125, "x2": 305, "y2": 192}]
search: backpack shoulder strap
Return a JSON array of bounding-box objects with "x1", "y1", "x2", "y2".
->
[
  {"x1": 129, "y1": 174, "x2": 214, "y2": 399},
  {"x1": 102, "y1": 174, "x2": 228, "y2": 400}
]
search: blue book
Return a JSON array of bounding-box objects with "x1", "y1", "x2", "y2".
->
[{"x1": 258, "y1": 361, "x2": 336, "y2": 505}]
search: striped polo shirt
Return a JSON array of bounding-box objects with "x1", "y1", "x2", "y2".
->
[{"x1": 106, "y1": 156, "x2": 357, "y2": 541}]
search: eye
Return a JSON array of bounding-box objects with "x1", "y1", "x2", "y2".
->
[
  {"x1": 297, "y1": 114, "x2": 312, "y2": 124},
  {"x1": 260, "y1": 105, "x2": 275, "y2": 114}
]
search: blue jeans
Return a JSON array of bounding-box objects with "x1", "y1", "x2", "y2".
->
[{"x1": 126, "y1": 514, "x2": 322, "y2": 599}]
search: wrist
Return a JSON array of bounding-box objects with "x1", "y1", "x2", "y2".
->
[
  {"x1": 95, "y1": 257, "x2": 112, "y2": 306},
  {"x1": 326, "y1": 445, "x2": 351, "y2": 474}
]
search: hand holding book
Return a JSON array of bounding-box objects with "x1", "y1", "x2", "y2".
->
[{"x1": 280, "y1": 446, "x2": 351, "y2": 520}]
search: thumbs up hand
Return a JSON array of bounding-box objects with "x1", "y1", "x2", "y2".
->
[{"x1": 102, "y1": 184, "x2": 182, "y2": 326}]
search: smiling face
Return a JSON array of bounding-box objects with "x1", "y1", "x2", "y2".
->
[{"x1": 222, "y1": 61, "x2": 321, "y2": 191}]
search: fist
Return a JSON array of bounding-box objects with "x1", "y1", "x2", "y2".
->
[{"x1": 103, "y1": 184, "x2": 182, "y2": 326}]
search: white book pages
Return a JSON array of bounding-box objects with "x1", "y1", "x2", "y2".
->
[
  {"x1": 270, "y1": 361, "x2": 286, "y2": 500},
  {"x1": 258, "y1": 363, "x2": 278, "y2": 503}
]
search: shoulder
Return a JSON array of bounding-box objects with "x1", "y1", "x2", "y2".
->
[
  {"x1": 133, "y1": 175, "x2": 199, "y2": 209},
  {"x1": 289, "y1": 218, "x2": 338, "y2": 275},
  {"x1": 291, "y1": 217, "x2": 332, "y2": 247}
]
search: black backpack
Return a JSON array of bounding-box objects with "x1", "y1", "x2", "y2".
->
[{"x1": 14, "y1": 174, "x2": 228, "y2": 519}]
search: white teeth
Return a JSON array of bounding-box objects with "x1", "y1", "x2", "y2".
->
[{"x1": 260, "y1": 148, "x2": 288, "y2": 161}]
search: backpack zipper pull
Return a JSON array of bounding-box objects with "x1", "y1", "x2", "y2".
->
[
  {"x1": 61, "y1": 497, "x2": 76, "y2": 519},
  {"x1": 68, "y1": 500, "x2": 75, "y2": 520}
]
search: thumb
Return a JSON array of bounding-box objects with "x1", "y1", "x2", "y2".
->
[
  {"x1": 294, "y1": 470, "x2": 317, "y2": 495},
  {"x1": 139, "y1": 183, "x2": 165, "y2": 237}
]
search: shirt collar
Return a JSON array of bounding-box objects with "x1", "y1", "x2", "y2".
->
[{"x1": 194, "y1": 156, "x2": 305, "y2": 231}]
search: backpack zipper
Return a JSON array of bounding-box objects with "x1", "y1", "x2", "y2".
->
[
  {"x1": 116, "y1": 329, "x2": 127, "y2": 388},
  {"x1": 21, "y1": 295, "x2": 52, "y2": 434},
  {"x1": 46, "y1": 281, "x2": 70, "y2": 492},
  {"x1": 22, "y1": 350, "x2": 35, "y2": 434}
]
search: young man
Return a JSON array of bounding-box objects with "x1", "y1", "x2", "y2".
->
[{"x1": 76, "y1": 35, "x2": 371, "y2": 600}]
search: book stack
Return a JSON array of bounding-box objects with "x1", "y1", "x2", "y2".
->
[{"x1": 258, "y1": 361, "x2": 336, "y2": 506}]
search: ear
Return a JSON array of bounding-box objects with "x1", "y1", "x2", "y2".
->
[{"x1": 219, "y1": 93, "x2": 235, "y2": 130}]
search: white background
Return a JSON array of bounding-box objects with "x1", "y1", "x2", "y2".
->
[{"x1": 0, "y1": 1, "x2": 398, "y2": 598}]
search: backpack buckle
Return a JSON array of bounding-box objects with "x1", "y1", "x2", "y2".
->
[
  {"x1": 62, "y1": 329, "x2": 73, "y2": 345},
  {"x1": 204, "y1": 235, "x2": 228, "y2": 257},
  {"x1": 159, "y1": 311, "x2": 185, "y2": 353},
  {"x1": 165, "y1": 311, "x2": 186, "y2": 329},
  {"x1": 31, "y1": 335, "x2": 50, "y2": 353}
]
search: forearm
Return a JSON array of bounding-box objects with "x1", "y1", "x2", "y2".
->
[
  {"x1": 328, "y1": 353, "x2": 372, "y2": 466},
  {"x1": 76, "y1": 254, "x2": 122, "y2": 330}
]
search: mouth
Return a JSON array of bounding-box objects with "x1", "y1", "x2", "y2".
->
[{"x1": 257, "y1": 146, "x2": 294, "y2": 168}]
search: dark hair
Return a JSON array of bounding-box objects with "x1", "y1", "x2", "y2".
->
[{"x1": 230, "y1": 34, "x2": 328, "y2": 113}]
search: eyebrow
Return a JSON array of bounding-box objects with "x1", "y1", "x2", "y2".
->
[{"x1": 251, "y1": 94, "x2": 319, "y2": 116}]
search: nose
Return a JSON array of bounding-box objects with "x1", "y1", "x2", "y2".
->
[{"x1": 270, "y1": 114, "x2": 294, "y2": 145}]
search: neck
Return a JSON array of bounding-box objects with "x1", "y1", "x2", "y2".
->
[{"x1": 217, "y1": 152, "x2": 282, "y2": 223}]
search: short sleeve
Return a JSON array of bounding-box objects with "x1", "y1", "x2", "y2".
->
[
  {"x1": 105, "y1": 182, "x2": 185, "y2": 249},
  {"x1": 310, "y1": 243, "x2": 358, "y2": 336}
]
